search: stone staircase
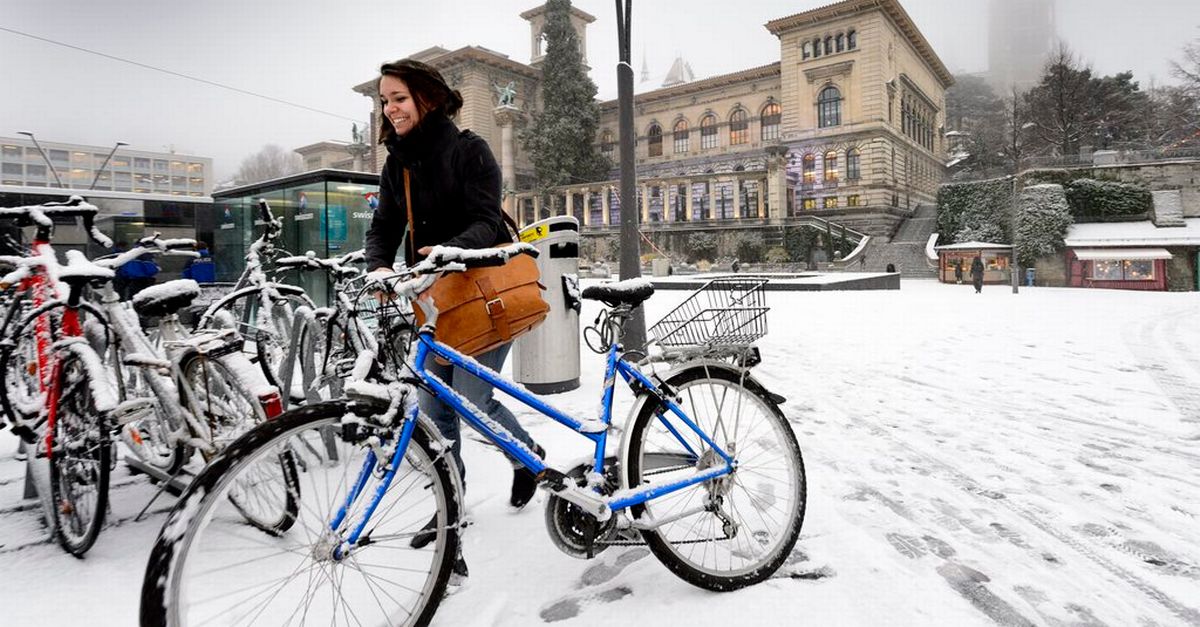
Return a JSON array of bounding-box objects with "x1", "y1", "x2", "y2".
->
[{"x1": 859, "y1": 203, "x2": 939, "y2": 278}]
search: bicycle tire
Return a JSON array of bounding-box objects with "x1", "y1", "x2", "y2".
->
[
  {"x1": 49, "y1": 350, "x2": 112, "y2": 557},
  {"x1": 120, "y1": 359, "x2": 190, "y2": 476},
  {"x1": 140, "y1": 399, "x2": 461, "y2": 627},
  {"x1": 178, "y1": 351, "x2": 298, "y2": 534},
  {"x1": 623, "y1": 364, "x2": 806, "y2": 591},
  {"x1": 207, "y1": 287, "x2": 313, "y2": 387}
]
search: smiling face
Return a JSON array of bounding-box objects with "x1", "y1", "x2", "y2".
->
[{"x1": 379, "y1": 75, "x2": 421, "y2": 137}]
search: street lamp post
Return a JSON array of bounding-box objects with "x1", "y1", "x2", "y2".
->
[
  {"x1": 90, "y1": 141, "x2": 128, "y2": 190},
  {"x1": 1011, "y1": 171, "x2": 1021, "y2": 294},
  {"x1": 614, "y1": 0, "x2": 646, "y2": 349},
  {"x1": 16, "y1": 131, "x2": 64, "y2": 188}
]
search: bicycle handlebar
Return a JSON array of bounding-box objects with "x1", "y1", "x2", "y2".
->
[
  {"x1": 0, "y1": 195, "x2": 112, "y2": 248},
  {"x1": 367, "y1": 242, "x2": 538, "y2": 301}
]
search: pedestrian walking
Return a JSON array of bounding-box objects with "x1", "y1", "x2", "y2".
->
[
  {"x1": 954, "y1": 258, "x2": 964, "y2": 284},
  {"x1": 970, "y1": 255, "x2": 985, "y2": 293}
]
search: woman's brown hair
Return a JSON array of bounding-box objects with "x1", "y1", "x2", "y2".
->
[{"x1": 377, "y1": 59, "x2": 465, "y2": 143}]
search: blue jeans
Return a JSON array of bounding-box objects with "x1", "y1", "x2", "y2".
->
[{"x1": 418, "y1": 342, "x2": 535, "y2": 483}]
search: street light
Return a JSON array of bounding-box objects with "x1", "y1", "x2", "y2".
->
[
  {"x1": 16, "y1": 131, "x2": 64, "y2": 187},
  {"x1": 90, "y1": 141, "x2": 128, "y2": 190}
]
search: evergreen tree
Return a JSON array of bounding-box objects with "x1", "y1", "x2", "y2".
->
[
  {"x1": 1025, "y1": 45, "x2": 1094, "y2": 157},
  {"x1": 523, "y1": 0, "x2": 610, "y2": 202}
]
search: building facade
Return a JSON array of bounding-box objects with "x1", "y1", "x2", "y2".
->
[
  {"x1": 0, "y1": 136, "x2": 213, "y2": 197},
  {"x1": 346, "y1": 0, "x2": 951, "y2": 244}
]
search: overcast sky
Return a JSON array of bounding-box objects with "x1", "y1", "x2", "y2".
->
[{"x1": 2, "y1": 0, "x2": 1196, "y2": 181}]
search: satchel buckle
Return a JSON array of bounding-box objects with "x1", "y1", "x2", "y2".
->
[{"x1": 485, "y1": 297, "x2": 505, "y2": 316}]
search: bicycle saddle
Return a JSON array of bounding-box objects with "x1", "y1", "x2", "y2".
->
[
  {"x1": 59, "y1": 250, "x2": 115, "y2": 288},
  {"x1": 580, "y1": 279, "x2": 655, "y2": 307},
  {"x1": 132, "y1": 279, "x2": 202, "y2": 318}
]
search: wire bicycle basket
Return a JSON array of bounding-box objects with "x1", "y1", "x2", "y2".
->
[{"x1": 648, "y1": 277, "x2": 770, "y2": 350}]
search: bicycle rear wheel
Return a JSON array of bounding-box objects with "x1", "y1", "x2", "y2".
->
[
  {"x1": 49, "y1": 351, "x2": 112, "y2": 557},
  {"x1": 623, "y1": 364, "x2": 805, "y2": 591},
  {"x1": 141, "y1": 400, "x2": 461, "y2": 627}
]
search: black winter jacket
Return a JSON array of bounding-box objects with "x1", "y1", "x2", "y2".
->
[{"x1": 364, "y1": 112, "x2": 509, "y2": 270}]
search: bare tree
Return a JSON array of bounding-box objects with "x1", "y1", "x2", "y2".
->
[
  {"x1": 234, "y1": 144, "x2": 303, "y2": 185},
  {"x1": 1003, "y1": 86, "x2": 1033, "y2": 169},
  {"x1": 1172, "y1": 36, "x2": 1200, "y2": 94}
]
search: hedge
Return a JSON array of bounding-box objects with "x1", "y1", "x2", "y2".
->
[
  {"x1": 1063, "y1": 178, "x2": 1152, "y2": 218},
  {"x1": 1015, "y1": 184, "x2": 1073, "y2": 265},
  {"x1": 936, "y1": 176, "x2": 1013, "y2": 244}
]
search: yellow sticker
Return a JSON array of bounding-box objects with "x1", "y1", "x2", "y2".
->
[{"x1": 519, "y1": 224, "x2": 549, "y2": 243}]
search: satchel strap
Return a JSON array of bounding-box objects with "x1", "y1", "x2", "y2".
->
[
  {"x1": 403, "y1": 168, "x2": 417, "y2": 263},
  {"x1": 474, "y1": 275, "x2": 513, "y2": 341}
]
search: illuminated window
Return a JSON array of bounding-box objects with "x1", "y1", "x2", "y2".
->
[
  {"x1": 823, "y1": 196, "x2": 838, "y2": 208},
  {"x1": 802, "y1": 197, "x2": 816, "y2": 210},
  {"x1": 700, "y1": 114, "x2": 718, "y2": 149},
  {"x1": 818, "y1": 86, "x2": 842, "y2": 128},
  {"x1": 673, "y1": 119, "x2": 689, "y2": 154},
  {"x1": 1091, "y1": 259, "x2": 1155, "y2": 281},
  {"x1": 729, "y1": 110, "x2": 749, "y2": 145},
  {"x1": 824, "y1": 151, "x2": 838, "y2": 182},
  {"x1": 802, "y1": 153, "x2": 816, "y2": 184},
  {"x1": 847, "y1": 194, "x2": 862, "y2": 207},
  {"x1": 761, "y1": 103, "x2": 781, "y2": 141},
  {"x1": 647, "y1": 123, "x2": 663, "y2": 157}
]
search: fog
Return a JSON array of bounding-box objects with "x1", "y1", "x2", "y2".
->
[{"x1": 1, "y1": 0, "x2": 1196, "y2": 180}]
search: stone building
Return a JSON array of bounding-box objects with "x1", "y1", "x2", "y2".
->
[{"x1": 349, "y1": 0, "x2": 952, "y2": 252}]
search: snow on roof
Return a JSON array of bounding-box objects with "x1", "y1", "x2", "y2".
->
[
  {"x1": 1064, "y1": 218, "x2": 1200, "y2": 248},
  {"x1": 934, "y1": 241, "x2": 1012, "y2": 250}
]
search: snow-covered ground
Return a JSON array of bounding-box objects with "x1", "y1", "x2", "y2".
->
[{"x1": 2, "y1": 278, "x2": 1199, "y2": 626}]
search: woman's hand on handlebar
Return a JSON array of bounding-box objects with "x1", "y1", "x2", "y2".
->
[{"x1": 371, "y1": 267, "x2": 395, "y2": 304}]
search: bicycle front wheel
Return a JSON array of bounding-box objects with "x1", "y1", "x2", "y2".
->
[
  {"x1": 49, "y1": 350, "x2": 112, "y2": 557},
  {"x1": 141, "y1": 400, "x2": 461, "y2": 627},
  {"x1": 623, "y1": 364, "x2": 806, "y2": 591}
]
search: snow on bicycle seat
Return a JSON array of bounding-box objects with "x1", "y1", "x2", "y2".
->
[
  {"x1": 58, "y1": 250, "x2": 115, "y2": 286},
  {"x1": 580, "y1": 278, "x2": 655, "y2": 307},
  {"x1": 132, "y1": 279, "x2": 202, "y2": 318}
]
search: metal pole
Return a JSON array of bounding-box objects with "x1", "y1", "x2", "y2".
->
[
  {"x1": 1011, "y1": 170, "x2": 1020, "y2": 294},
  {"x1": 614, "y1": 0, "x2": 646, "y2": 348},
  {"x1": 16, "y1": 131, "x2": 64, "y2": 187},
  {"x1": 89, "y1": 141, "x2": 127, "y2": 190}
]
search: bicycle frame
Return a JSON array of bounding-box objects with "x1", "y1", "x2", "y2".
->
[{"x1": 332, "y1": 325, "x2": 738, "y2": 550}]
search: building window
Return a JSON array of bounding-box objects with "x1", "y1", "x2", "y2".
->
[
  {"x1": 729, "y1": 110, "x2": 749, "y2": 145},
  {"x1": 848, "y1": 30, "x2": 857, "y2": 49},
  {"x1": 836, "y1": 34, "x2": 845, "y2": 52},
  {"x1": 847, "y1": 148, "x2": 861, "y2": 179},
  {"x1": 647, "y1": 123, "x2": 663, "y2": 157},
  {"x1": 802, "y1": 197, "x2": 817, "y2": 210},
  {"x1": 1091, "y1": 259, "x2": 1155, "y2": 281},
  {"x1": 802, "y1": 153, "x2": 816, "y2": 184},
  {"x1": 761, "y1": 103, "x2": 781, "y2": 141},
  {"x1": 823, "y1": 196, "x2": 838, "y2": 208},
  {"x1": 600, "y1": 130, "x2": 615, "y2": 160},
  {"x1": 700, "y1": 114, "x2": 718, "y2": 149},
  {"x1": 818, "y1": 85, "x2": 842, "y2": 128},
  {"x1": 134, "y1": 157, "x2": 151, "y2": 170},
  {"x1": 847, "y1": 194, "x2": 862, "y2": 207},
  {"x1": 673, "y1": 119, "x2": 689, "y2": 154},
  {"x1": 824, "y1": 36, "x2": 833, "y2": 55},
  {"x1": 802, "y1": 41, "x2": 812, "y2": 60},
  {"x1": 1, "y1": 144, "x2": 21, "y2": 160},
  {"x1": 812, "y1": 38, "x2": 821, "y2": 58},
  {"x1": 823, "y1": 151, "x2": 838, "y2": 182}
]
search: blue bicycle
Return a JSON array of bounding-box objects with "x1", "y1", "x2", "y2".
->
[{"x1": 141, "y1": 244, "x2": 806, "y2": 627}]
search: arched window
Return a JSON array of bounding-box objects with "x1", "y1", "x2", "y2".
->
[
  {"x1": 847, "y1": 148, "x2": 861, "y2": 180},
  {"x1": 836, "y1": 34, "x2": 845, "y2": 52},
  {"x1": 812, "y1": 38, "x2": 822, "y2": 58},
  {"x1": 824, "y1": 36, "x2": 833, "y2": 55},
  {"x1": 818, "y1": 85, "x2": 842, "y2": 128},
  {"x1": 802, "y1": 41, "x2": 812, "y2": 60},
  {"x1": 729, "y1": 109, "x2": 749, "y2": 145},
  {"x1": 673, "y1": 119, "x2": 689, "y2": 154},
  {"x1": 700, "y1": 114, "x2": 718, "y2": 149},
  {"x1": 761, "y1": 102, "x2": 781, "y2": 141},
  {"x1": 847, "y1": 30, "x2": 857, "y2": 50},
  {"x1": 600, "y1": 130, "x2": 615, "y2": 160},
  {"x1": 802, "y1": 153, "x2": 816, "y2": 184},
  {"x1": 647, "y1": 123, "x2": 663, "y2": 157},
  {"x1": 824, "y1": 151, "x2": 838, "y2": 182}
]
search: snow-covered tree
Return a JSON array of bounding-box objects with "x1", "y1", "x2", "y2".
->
[
  {"x1": 234, "y1": 144, "x2": 302, "y2": 185},
  {"x1": 1015, "y1": 184, "x2": 1073, "y2": 265},
  {"x1": 522, "y1": 0, "x2": 609, "y2": 201}
]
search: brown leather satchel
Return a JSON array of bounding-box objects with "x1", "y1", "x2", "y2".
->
[{"x1": 404, "y1": 169, "x2": 549, "y2": 356}]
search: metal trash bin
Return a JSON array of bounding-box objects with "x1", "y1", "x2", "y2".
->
[
  {"x1": 512, "y1": 216, "x2": 581, "y2": 393},
  {"x1": 1025, "y1": 268, "x2": 1036, "y2": 286}
]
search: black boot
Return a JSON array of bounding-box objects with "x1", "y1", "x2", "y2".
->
[
  {"x1": 409, "y1": 514, "x2": 438, "y2": 549},
  {"x1": 510, "y1": 444, "x2": 545, "y2": 509}
]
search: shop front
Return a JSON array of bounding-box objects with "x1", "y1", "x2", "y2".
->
[
  {"x1": 1066, "y1": 248, "x2": 1169, "y2": 291},
  {"x1": 934, "y1": 241, "x2": 1013, "y2": 285},
  {"x1": 213, "y1": 169, "x2": 380, "y2": 305}
]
